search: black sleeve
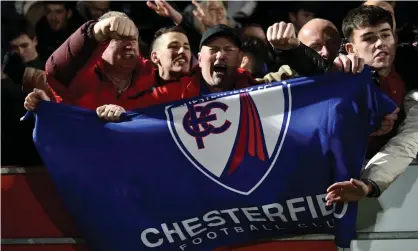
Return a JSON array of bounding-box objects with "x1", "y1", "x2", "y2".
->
[{"x1": 274, "y1": 43, "x2": 333, "y2": 76}]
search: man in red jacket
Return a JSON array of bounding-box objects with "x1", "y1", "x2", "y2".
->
[{"x1": 39, "y1": 11, "x2": 193, "y2": 111}]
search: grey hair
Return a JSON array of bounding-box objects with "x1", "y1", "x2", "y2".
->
[{"x1": 98, "y1": 11, "x2": 129, "y2": 21}]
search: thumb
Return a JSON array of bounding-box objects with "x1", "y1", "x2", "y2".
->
[
  {"x1": 34, "y1": 88, "x2": 51, "y2": 101},
  {"x1": 350, "y1": 178, "x2": 364, "y2": 187}
]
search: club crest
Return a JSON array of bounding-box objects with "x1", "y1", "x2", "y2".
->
[{"x1": 166, "y1": 85, "x2": 292, "y2": 195}]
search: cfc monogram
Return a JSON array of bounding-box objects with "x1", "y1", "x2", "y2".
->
[{"x1": 182, "y1": 102, "x2": 231, "y2": 149}]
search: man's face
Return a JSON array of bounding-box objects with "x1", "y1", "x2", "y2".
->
[
  {"x1": 152, "y1": 32, "x2": 191, "y2": 76},
  {"x1": 45, "y1": 4, "x2": 71, "y2": 31},
  {"x1": 105, "y1": 38, "x2": 139, "y2": 70},
  {"x1": 9, "y1": 34, "x2": 38, "y2": 63},
  {"x1": 291, "y1": 10, "x2": 315, "y2": 30},
  {"x1": 299, "y1": 25, "x2": 341, "y2": 62},
  {"x1": 348, "y1": 23, "x2": 396, "y2": 71},
  {"x1": 88, "y1": 1, "x2": 110, "y2": 20},
  {"x1": 199, "y1": 37, "x2": 242, "y2": 88},
  {"x1": 242, "y1": 26, "x2": 267, "y2": 43},
  {"x1": 206, "y1": 1, "x2": 228, "y2": 25}
]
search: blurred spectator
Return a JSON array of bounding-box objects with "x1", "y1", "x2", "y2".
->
[
  {"x1": 14, "y1": 1, "x2": 46, "y2": 26},
  {"x1": 183, "y1": 0, "x2": 234, "y2": 34},
  {"x1": 3, "y1": 17, "x2": 45, "y2": 74},
  {"x1": 238, "y1": 23, "x2": 267, "y2": 42},
  {"x1": 364, "y1": 1, "x2": 396, "y2": 30},
  {"x1": 287, "y1": 2, "x2": 316, "y2": 33},
  {"x1": 36, "y1": 1, "x2": 83, "y2": 60},
  {"x1": 240, "y1": 35, "x2": 269, "y2": 78},
  {"x1": 298, "y1": 19, "x2": 342, "y2": 64},
  {"x1": 77, "y1": 0, "x2": 110, "y2": 21},
  {"x1": 225, "y1": 1, "x2": 257, "y2": 25},
  {"x1": 397, "y1": 23, "x2": 418, "y2": 44}
]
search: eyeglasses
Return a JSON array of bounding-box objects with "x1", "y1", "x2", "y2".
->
[{"x1": 206, "y1": 46, "x2": 238, "y2": 55}]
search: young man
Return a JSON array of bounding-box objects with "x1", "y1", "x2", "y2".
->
[
  {"x1": 343, "y1": 5, "x2": 418, "y2": 156},
  {"x1": 150, "y1": 26, "x2": 192, "y2": 85},
  {"x1": 325, "y1": 5, "x2": 418, "y2": 202},
  {"x1": 4, "y1": 18, "x2": 44, "y2": 69},
  {"x1": 3, "y1": 18, "x2": 45, "y2": 88}
]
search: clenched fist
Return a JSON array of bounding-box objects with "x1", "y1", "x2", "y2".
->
[
  {"x1": 333, "y1": 54, "x2": 365, "y2": 74},
  {"x1": 93, "y1": 16, "x2": 138, "y2": 42},
  {"x1": 267, "y1": 22, "x2": 300, "y2": 50},
  {"x1": 96, "y1": 104, "x2": 126, "y2": 122}
]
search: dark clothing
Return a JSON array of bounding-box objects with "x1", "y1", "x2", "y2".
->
[
  {"x1": 277, "y1": 42, "x2": 418, "y2": 93},
  {"x1": 276, "y1": 42, "x2": 418, "y2": 157},
  {"x1": 35, "y1": 16, "x2": 83, "y2": 61},
  {"x1": 1, "y1": 77, "x2": 43, "y2": 166},
  {"x1": 2, "y1": 51, "x2": 45, "y2": 90}
]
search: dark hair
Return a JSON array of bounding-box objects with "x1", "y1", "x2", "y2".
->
[
  {"x1": 44, "y1": 1, "x2": 71, "y2": 10},
  {"x1": 288, "y1": 2, "x2": 317, "y2": 14},
  {"x1": 5, "y1": 17, "x2": 36, "y2": 43},
  {"x1": 241, "y1": 35, "x2": 269, "y2": 78},
  {"x1": 151, "y1": 26, "x2": 188, "y2": 51},
  {"x1": 342, "y1": 5, "x2": 393, "y2": 41},
  {"x1": 238, "y1": 23, "x2": 265, "y2": 38}
]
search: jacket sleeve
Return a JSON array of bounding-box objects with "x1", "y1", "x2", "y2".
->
[
  {"x1": 361, "y1": 90, "x2": 418, "y2": 196},
  {"x1": 274, "y1": 43, "x2": 333, "y2": 76},
  {"x1": 45, "y1": 21, "x2": 99, "y2": 90}
]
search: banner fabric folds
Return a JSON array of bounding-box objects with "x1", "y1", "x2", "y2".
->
[{"x1": 32, "y1": 69, "x2": 396, "y2": 251}]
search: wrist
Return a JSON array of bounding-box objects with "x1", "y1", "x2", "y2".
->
[
  {"x1": 172, "y1": 13, "x2": 183, "y2": 25},
  {"x1": 361, "y1": 179, "x2": 381, "y2": 198}
]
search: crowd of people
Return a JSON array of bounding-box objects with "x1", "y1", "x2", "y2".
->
[{"x1": 2, "y1": 1, "x2": 418, "y2": 205}]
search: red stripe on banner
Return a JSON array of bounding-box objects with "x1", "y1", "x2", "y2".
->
[
  {"x1": 247, "y1": 95, "x2": 266, "y2": 161},
  {"x1": 244, "y1": 94, "x2": 256, "y2": 157},
  {"x1": 228, "y1": 95, "x2": 249, "y2": 175}
]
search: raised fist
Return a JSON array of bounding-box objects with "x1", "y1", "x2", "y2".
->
[
  {"x1": 267, "y1": 22, "x2": 300, "y2": 50},
  {"x1": 93, "y1": 16, "x2": 138, "y2": 42}
]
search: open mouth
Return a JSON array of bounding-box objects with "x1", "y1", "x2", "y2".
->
[
  {"x1": 213, "y1": 64, "x2": 227, "y2": 74},
  {"x1": 174, "y1": 58, "x2": 187, "y2": 65},
  {"x1": 375, "y1": 51, "x2": 388, "y2": 59},
  {"x1": 123, "y1": 51, "x2": 136, "y2": 59}
]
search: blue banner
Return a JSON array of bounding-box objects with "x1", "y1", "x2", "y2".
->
[{"x1": 33, "y1": 69, "x2": 396, "y2": 251}]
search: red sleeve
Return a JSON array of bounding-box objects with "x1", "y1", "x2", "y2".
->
[{"x1": 45, "y1": 21, "x2": 99, "y2": 89}]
